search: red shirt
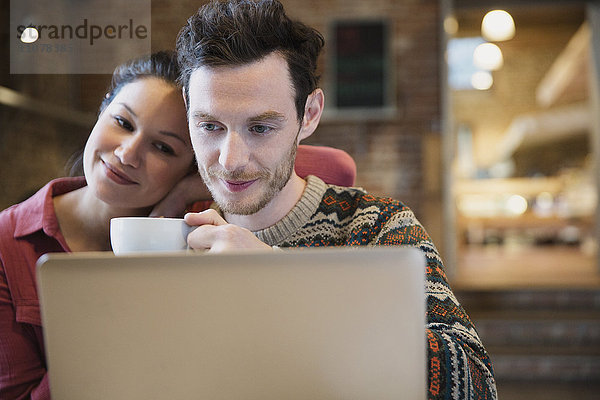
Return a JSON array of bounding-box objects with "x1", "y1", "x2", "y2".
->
[{"x1": 0, "y1": 177, "x2": 86, "y2": 400}]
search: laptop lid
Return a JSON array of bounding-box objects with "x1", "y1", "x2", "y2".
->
[{"x1": 37, "y1": 246, "x2": 426, "y2": 400}]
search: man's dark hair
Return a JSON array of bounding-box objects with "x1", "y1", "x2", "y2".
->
[{"x1": 176, "y1": 0, "x2": 324, "y2": 122}]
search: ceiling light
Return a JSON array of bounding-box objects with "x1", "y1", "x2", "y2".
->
[
  {"x1": 471, "y1": 71, "x2": 493, "y2": 90},
  {"x1": 473, "y1": 42, "x2": 503, "y2": 70},
  {"x1": 482, "y1": 10, "x2": 515, "y2": 41},
  {"x1": 444, "y1": 16, "x2": 459, "y2": 36}
]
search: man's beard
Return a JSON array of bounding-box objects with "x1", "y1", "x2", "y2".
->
[{"x1": 199, "y1": 141, "x2": 297, "y2": 216}]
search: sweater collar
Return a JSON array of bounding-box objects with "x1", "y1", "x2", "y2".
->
[
  {"x1": 254, "y1": 175, "x2": 327, "y2": 246},
  {"x1": 209, "y1": 175, "x2": 328, "y2": 246}
]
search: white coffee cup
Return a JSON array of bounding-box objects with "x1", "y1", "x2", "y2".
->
[{"x1": 110, "y1": 217, "x2": 194, "y2": 255}]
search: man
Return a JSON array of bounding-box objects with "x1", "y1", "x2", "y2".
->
[{"x1": 176, "y1": 0, "x2": 497, "y2": 398}]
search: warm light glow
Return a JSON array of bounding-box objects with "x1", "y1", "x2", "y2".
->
[
  {"x1": 20, "y1": 27, "x2": 39, "y2": 43},
  {"x1": 536, "y1": 192, "x2": 554, "y2": 208},
  {"x1": 471, "y1": 71, "x2": 493, "y2": 90},
  {"x1": 444, "y1": 16, "x2": 459, "y2": 35},
  {"x1": 473, "y1": 42, "x2": 503, "y2": 70},
  {"x1": 457, "y1": 194, "x2": 498, "y2": 218},
  {"x1": 482, "y1": 10, "x2": 515, "y2": 41},
  {"x1": 458, "y1": 193, "x2": 529, "y2": 217},
  {"x1": 506, "y1": 194, "x2": 528, "y2": 216},
  {"x1": 533, "y1": 191, "x2": 554, "y2": 217}
]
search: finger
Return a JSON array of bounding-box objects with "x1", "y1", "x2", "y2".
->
[
  {"x1": 187, "y1": 224, "x2": 220, "y2": 250},
  {"x1": 184, "y1": 209, "x2": 227, "y2": 227}
]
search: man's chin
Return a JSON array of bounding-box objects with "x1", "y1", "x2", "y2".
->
[
  {"x1": 213, "y1": 190, "x2": 276, "y2": 216},
  {"x1": 217, "y1": 200, "x2": 262, "y2": 216}
]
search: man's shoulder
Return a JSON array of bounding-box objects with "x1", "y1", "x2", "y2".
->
[
  {"x1": 319, "y1": 184, "x2": 408, "y2": 215},
  {"x1": 286, "y1": 182, "x2": 425, "y2": 247}
]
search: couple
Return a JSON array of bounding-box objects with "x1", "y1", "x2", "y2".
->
[{"x1": 0, "y1": 0, "x2": 497, "y2": 399}]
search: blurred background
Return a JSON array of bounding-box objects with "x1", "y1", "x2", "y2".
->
[{"x1": 1, "y1": 0, "x2": 599, "y2": 398}]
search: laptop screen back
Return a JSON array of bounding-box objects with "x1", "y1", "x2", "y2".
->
[{"x1": 37, "y1": 246, "x2": 426, "y2": 400}]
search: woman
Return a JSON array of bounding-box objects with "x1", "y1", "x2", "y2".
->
[
  {"x1": 0, "y1": 51, "x2": 356, "y2": 399},
  {"x1": 0, "y1": 50, "x2": 197, "y2": 399}
]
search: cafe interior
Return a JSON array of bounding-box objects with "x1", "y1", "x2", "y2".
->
[{"x1": 1, "y1": 0, "x2": 599, "y2": 398}]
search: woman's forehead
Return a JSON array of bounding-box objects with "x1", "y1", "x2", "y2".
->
[{"x1": 114, "y1": 78, "x2": 178, "y2": 100}]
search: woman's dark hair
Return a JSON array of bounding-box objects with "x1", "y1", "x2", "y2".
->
[
  {"x1": 67, "y1": 51, "x2": 181, "y2": 176},
  {"x1": 99, "y1": 50, "x2": 181, "y2": 114},
  {"x1": 176, "y1": 0, "x2": 324, "y2": 122}
]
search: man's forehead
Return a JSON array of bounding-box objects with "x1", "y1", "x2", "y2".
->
[
  {"x1": 186, "y1": 56, "x2": 296, "y2": 117},
  {"x1": 188, "y1": 53, "x2": 292, "y2": 89}
]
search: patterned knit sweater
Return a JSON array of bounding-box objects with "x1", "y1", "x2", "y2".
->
[{"x1": 251, "y1": 175, "x2": 498, "y2": 400}]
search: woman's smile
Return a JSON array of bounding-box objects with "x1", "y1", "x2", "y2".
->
[{"x1": 102, "y1": 160, "x2": 138, "y2": 185}]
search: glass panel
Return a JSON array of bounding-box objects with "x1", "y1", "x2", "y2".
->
[{"x1": 446, "y1": 3, "x2": 598, "y2": 289}]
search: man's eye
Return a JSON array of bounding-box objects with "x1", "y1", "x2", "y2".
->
[
  {"x1": 115, "y1": 116, "x2": 134, "y2": 131},
  {"x1": 250, "y1": 125, "x2": 272, "y2": 134},
  {"x1": 199, "y1": 123, "x2": 220, "y2": 132}
]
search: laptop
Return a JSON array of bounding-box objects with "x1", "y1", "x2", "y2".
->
[{"x1": 37, "y1": 246, "x2": 426, "y2": 400}]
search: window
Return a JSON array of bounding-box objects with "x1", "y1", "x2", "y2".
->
[{"x1": 330, "y1": 20, "x2": 392, "y2": 111}]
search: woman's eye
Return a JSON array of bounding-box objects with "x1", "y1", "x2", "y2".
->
[
  {"x1": 115, "y1": 116, "x2": 134, "y2": 131},
  {"x1": 250, "y1": 125, "x2": 272, "y2": 134},
  {"x1": 154, "y1": 142, "x2": 175, "y2": 155}
]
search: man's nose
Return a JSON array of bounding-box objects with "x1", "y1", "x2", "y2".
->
[{"x1": 218, "y1": 131, "x2": 250, "y2": 172}]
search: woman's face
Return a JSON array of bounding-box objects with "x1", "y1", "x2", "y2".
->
[{"x1": 83, "y1": 77, "x2": 194, "y2": 210}]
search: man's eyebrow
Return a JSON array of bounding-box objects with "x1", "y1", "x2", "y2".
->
[
  {"x1": 117, "y1": 103, "x2": 137, "y2": 117},
  {"x1": 191, "y1": 111, "x2": 216, "y2": 120},
  {"x1": 249, "y1": 111, "x2": 287, "y2": 123}
]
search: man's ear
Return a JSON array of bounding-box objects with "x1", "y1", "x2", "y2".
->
[{"x1": 298, "y1": 88, "x2": 324, "y2": 143}]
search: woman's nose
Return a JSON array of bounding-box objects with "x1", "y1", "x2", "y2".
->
[
  {"x1": 114, "y1": 135, "x2": 143, "y2": 168},
  {"x1": 218, "y1": 131, "x2": 250, "y2": 172}
]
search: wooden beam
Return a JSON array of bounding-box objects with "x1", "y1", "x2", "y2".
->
[
  {"x1": 0, "y1": 86, "x2": 95, "y2": 127},
  {"x1": 536, "y1": 22, "x2": 590, "y2": 107},
  {"x1": 494, "y1": 102, "x2": 590, "y2": 164}
]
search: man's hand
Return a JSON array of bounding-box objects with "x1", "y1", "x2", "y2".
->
[
  {"x1": 184, "y1": 209, "x2": 273, "y2": 252},
  {"x1": 150, "y1": 173, "x2": 211, "y2": 217}
]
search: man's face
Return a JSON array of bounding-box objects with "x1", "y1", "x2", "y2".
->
[{"x1": 187, "y1": 52, "x2": 303, "y2": 215}]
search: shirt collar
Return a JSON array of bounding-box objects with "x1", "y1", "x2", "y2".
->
[{"x1": 13, "y1": 177, "x2": 87, "y2": 238}]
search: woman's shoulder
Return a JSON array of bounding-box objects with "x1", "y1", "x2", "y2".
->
[{"x1": 0, "y1": 177, "x2": 85, "y2": 234}]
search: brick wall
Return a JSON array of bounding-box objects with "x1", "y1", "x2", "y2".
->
[
  {"x1": 151, "y1": 0, "x2": 442, "y2": 217},
  {"x1": 1, "y1": 0, "x2": 443, "y2": 247}
]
